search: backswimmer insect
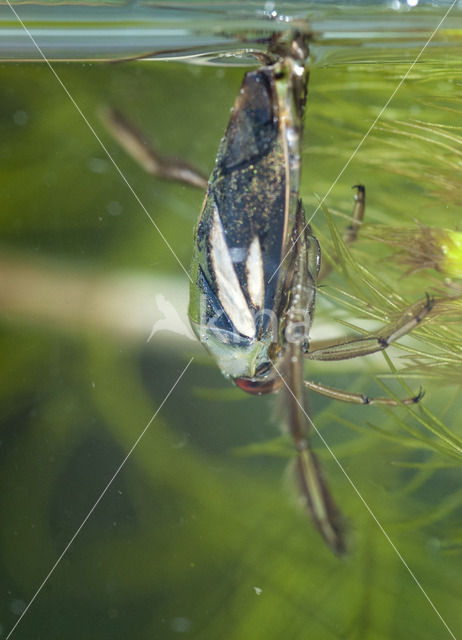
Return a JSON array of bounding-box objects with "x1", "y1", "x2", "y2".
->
[{"x1": 103, "y1": 30, "x2": 433, "y2": 554}]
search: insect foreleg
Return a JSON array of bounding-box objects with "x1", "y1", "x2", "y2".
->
[{"x1": 318, "y1": 184, "x2": 366, "y2": 282}]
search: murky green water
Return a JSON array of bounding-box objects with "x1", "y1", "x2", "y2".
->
[{"x1": 1, "y1": 5, "x2": 462, "y2": 639}]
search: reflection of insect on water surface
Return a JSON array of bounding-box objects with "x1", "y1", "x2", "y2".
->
[{"x1": 104, "y1": 31, "x2": 433, "y2": 554}]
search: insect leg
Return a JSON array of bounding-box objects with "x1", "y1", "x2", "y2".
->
[
  {"x1": 100, "y1": 107, "x2": 208, "y2": 189},
  {"x1": 280, "y1": 343, "x2": 346, "y2": 554},
  {"x1": 318, "y1": 185, "x2": 365, "y2": 281},
  {"x1": 304, "y1": 379, "x2": 424, "y2": 406},
  {"x1": 343, "y1": 184, "x2": 366, "y2": 245},
  {"x1": 305, "y1": 294, "x2": 433, "y2": 362}
]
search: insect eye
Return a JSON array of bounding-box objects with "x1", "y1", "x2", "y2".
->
[
  {"x1": 255, "y1": 362, "x2": 272, "y2": 377},
  {"x1": 234, "y1": 376, "x2": 281, "y2": 396}
]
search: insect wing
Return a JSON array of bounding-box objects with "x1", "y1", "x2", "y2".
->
[{"x1": 189, "y1": 63, "x2": 303, "y2": 376}]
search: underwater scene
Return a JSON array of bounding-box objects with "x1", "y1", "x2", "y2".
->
[{"x1": 1, "y1": 2, "x2": 462, "y2": 639}]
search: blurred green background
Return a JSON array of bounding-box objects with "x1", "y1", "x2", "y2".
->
[{"x1": 1, "y1": 18, "x2": 462, "y2": 640}]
